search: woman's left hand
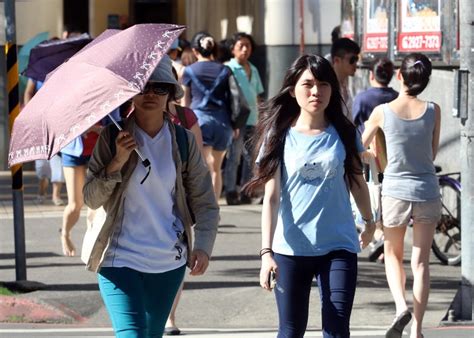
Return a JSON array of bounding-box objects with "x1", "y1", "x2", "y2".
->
[
  {"x1": 189, "y1": 249, "x2": 210, "y2": 276},
  {"x1": 359, "y1": 222, "x2": 376, "y2": 249}
]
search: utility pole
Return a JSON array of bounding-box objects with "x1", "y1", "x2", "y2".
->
[
  {"x1": 298, "y1": 0, "x2": 304, "y2": 55},
  {"x1": 386, "y1": 0, "x2": 396, "y2": 61},
  {"x1": 4, "y1": 0, "x2": 27, "y2": 281},
  {"x1": 457, "y1": 0, "x2": 474, "y2": 322},
  {"x1": 444, "y1": 0, "x2": 474, "y2": 324}
]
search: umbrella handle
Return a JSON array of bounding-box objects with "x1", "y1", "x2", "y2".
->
[
  {"x1": 108, "y1": 113, "x2": 151, "y2": 167},
  {"x1": 108, "y1": 113, "x2": 151, "y2": 184}
]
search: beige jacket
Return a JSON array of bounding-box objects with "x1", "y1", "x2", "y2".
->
[{"x1": 82, "y1": 117, "x2": 219, "y2": 272}]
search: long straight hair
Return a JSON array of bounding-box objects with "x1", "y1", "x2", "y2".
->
[{"x1": 244, "y1": 54, "x2": 362, "y2": 193}]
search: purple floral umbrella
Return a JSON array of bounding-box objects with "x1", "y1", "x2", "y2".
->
[{"x1": 9, "y1": 24, "x2": 185, "y2": 168}]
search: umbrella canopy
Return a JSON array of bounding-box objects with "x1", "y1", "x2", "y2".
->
[
  {"x1": 19, "y1": 31, "x2": 49, "y2": 74},
  {"x1": 23, "y1": 33, "x2": 93, "y2": 82},
  {"x1": 9, "y1": 23, "x2": 185, "y2": 167},
  {"x1": 18, "y1": 32, "x2": 49, "y2": 99}
]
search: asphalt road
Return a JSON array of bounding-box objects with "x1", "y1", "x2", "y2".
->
[{"x1": 0, "y1": 171, "x2": 472, "y2": 337}]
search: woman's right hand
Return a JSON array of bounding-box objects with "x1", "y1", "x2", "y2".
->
[
  {"x1": 106, "y1": 131, "x2": 136, "y2": 174},
  {"x1": 260, "y1": 254, "x2": 278, "y2": 291}
]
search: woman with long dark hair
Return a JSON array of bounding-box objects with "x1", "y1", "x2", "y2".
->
[
  {"x1": 363, "y1": 53, "x2": 441, "y2": 338},
  {"x1": 245, "y1": 54, "x2": 374, "y2": 338}
]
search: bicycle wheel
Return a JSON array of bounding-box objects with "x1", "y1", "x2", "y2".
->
[{"x1": 432, "y1": 179, "x2": 461, "y2": 265}]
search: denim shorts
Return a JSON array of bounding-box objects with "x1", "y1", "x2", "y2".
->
[
  {"x1": 195, "y1": 110, "x2": 233, "y2": 151},
  {"x1": 382, "y1": 195, "x2": 441, "y2": 227},
  {"x1": 61, "y1": 153, "x2": 90, "y2": 167}
]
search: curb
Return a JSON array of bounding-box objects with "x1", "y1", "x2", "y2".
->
[{"x1": 0, "y1": 295, "x2": 85, "y2": 324}]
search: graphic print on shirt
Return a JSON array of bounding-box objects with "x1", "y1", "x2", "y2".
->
[
  {"x1": 172, "y1": 220, "x2": 185, "y2": 261},
  {"x1": 297, "y1": 151, "x2": 339, "y2": 185}
]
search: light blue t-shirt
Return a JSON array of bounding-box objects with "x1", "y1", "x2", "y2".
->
[
  {"x1": 226, "y1": 58, "x2": 264, "y2": 126},
  {"x1": 272, "y1": 125, "x2": 363, "y2": 256}
]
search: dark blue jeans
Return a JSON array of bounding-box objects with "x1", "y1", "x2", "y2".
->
[
  {"x1": 274, "y1": 250, "x2": 358, "y2": 338},
  {"x1": 223, "y1": 126, "x2": 255, "y2": 192}
]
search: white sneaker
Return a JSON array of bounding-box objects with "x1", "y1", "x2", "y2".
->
[{"x1": 52, "y1": 198, "x2": 65, "y2": 206}]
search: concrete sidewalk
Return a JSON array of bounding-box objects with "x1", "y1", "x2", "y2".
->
[{"x1": 0, "y1": 171, "x2": 472, "y2": 337}]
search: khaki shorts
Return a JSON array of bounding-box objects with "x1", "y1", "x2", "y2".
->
[{"x1": 382, "y1": 195, "x2": 441, "y2": 228}]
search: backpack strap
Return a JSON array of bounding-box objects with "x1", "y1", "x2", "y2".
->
[
  {"x1": 174, "y1": 124, "x2": 189, "y2": 163},
  {"x1": 186, "y1": 66, "x2": 228, "y2": 109}
]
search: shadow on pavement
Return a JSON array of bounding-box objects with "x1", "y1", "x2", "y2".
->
[
  {"x1": 26, "y1": 262, "x2": 85, "y2": 269},
  {"x1": 184, "y1": 281, "x2": 259, "y2": 290},
  {"x1": 212, "y1": 255, "x2": 259, "y2": 261},
  {"x1": 42, "y1": 283, "x2": 99, "y2": 291},
  {"x1": 0, "y1": 252, "x2": 61, "y2": 259}
]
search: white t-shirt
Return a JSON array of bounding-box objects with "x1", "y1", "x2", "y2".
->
[
  {"x1": 340, "y1": 80, "x2": 353, "y2": 122},
  {"x1": 102, "y1": 122, "x2": 187, "y2": 273}
]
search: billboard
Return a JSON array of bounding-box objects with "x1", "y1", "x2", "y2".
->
[
  {"x1": 341, "y1": 0, "x2": 355, "y2": 40},
  {"x1": 398, "y1": 0, "x2": 441, "y2": 52},
  {"x1": 362, "y1": 0, "x2": 389, "y2": 52}
]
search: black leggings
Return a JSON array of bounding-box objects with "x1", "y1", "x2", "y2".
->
[{"x1": 274, "y1": 250, "x2": 358, "y2": 338}]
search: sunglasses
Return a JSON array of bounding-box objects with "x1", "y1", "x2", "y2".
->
[
  {"x1": 347, "y1": 55, "x2": 358, "y2": 65},
  {"x1": 140, "y1": 83, "x2": 172, "y2": 95}
]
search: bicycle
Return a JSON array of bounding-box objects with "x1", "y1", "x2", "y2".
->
[{"x1": 368, "y1": 166, "x2": 461, "y2": 266}]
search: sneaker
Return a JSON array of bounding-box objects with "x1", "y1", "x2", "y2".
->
[
  {"x1": 385, "y1": 310, "x2": 412, "y2": 338},
  {"x1": 225, "y1": 191, "x2": 240, "y2": 205},
  {"x1": 52, "y1": 198, "x2": 65, "y2": 206},
  {"x1": 164, "y1": 326, "x2": 181, "y2": 335},
  {"x1": 36, "y1": 195, "x2": 45, "y2": 204}
]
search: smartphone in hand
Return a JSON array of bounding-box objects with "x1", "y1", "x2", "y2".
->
[{"x1": 267, "y1": 270, "x2": 276, "y2": 290}]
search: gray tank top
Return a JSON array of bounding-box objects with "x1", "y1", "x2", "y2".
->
[{"x1": 382, "y1": 102, "x2": 440, "y2": 201}]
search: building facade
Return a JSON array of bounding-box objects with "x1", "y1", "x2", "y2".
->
[{"x1": 0, "y1": 0, "x2": 461, "y2": 173}]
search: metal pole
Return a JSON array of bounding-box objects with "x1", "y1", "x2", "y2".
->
[
  {"x1": 4, "y1": 0, "x2": 27, "y2": 281},
  {"x1": 458, "y1": 0, "x2": 474, "y2": 322},
  {"x1": 299, "y1": 0, "x2": 304, "y2": 55},
  {"x1": 386, "y1": 0, "x2": 396, "y2": 60}
]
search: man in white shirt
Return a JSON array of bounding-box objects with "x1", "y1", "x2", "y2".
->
[{"x1": 330, "y1": 38, "x2": 360, "y2": 122}]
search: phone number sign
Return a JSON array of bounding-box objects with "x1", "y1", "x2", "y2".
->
[
  {"x1": 363, "y1": 33, "x2": 388, "y2": 52},
  {"x1": 398, "y1": 32, "x2": 441, "y2": 52}
]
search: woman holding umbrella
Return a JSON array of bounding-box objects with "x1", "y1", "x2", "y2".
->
[{"x1": 82, "y1": 55, "x2": 219, "y2": 337}]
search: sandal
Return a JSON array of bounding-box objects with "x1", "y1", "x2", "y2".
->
[{"x1": 61, "y1": 233, "x2": 76, "y2": 257}]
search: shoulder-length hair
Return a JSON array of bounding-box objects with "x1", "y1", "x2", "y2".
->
[{"x1": 244, "y1": 54, "x2": 362, "y2": 193}]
